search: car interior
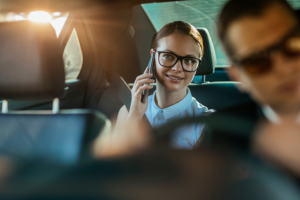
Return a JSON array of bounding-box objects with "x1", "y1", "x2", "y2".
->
[
  {"x1": 0, "y1": 0, "x2": 300, "y2": 199},
  {"x1": 0, "y1": 20, "x2": 109, "y2": 164},
  {"x1": 0, "y1": 2, "x2": 252, "y2": 114}
]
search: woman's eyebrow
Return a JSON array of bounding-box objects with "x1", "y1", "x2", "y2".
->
[{"x1": 163, "y1": 49, "x2": 198, "y2": 57}]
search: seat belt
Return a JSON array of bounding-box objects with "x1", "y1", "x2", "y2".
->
[{"x1": 109, "y1": 73, "x2": 152, "y2": 128}]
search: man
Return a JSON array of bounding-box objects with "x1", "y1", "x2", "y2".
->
[
  {"x1": 201, "y1": 0, "x2": 300, "y2": 148},
  {"x1": 217, "y1": 0, "x2": 300, "y2": 125}
]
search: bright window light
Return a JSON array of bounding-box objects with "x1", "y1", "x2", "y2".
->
[
  {"x1": 13, "y1": 15, "x2": 25, "y2": 21},
  {"x1": 28, "y1": 11, "x2": 52, "y2": 22},
  {"x1": 51, "y1": 15, "x2": 68, "y2": 37},
  {"x1": 52, "y1": 12, "x2": 62, "y2": 17}
]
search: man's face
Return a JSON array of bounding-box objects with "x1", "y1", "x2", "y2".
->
[{"x1": 227, "y1": 3, "x2": 300, "y2": 112}]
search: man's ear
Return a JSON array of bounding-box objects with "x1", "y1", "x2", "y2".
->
[{"x1": 227, "y1": 65, "x2": 248, "y2": 93}]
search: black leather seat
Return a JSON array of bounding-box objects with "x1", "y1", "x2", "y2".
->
[
  {"x1": 0, "y1": 21, "x2": 109, "y2": 164},
  {"x1": 96, "y1": 85, "x2": 125, "y2": 119},
  {"x1": 188, "y1": 82, "x2": 250, "y2": 110}
]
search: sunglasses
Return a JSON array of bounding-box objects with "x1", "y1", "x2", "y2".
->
[{"x1": 231, "y1": 28, "x2": 300, "y2": 76}]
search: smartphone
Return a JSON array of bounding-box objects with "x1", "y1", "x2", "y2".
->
[{"x1": 141, "y1": 52, "x2": 154, "y2": 103}]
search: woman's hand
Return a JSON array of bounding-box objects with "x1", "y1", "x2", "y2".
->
[{"x1": 128, "y1": 67, "x2": 154, "y2": 121}]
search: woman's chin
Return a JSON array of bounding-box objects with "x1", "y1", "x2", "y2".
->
[
  {"x1": 163, "y1": 83, "x2": 186, "y2": 92},
  {"x1": 156, "y1": 77, "x2": 189, "y2": 92}
]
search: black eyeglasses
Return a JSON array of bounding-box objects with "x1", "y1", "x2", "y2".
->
[
  {"x1": 231, "y1": 27, "x2": 300, "y2": 76},
  {"x1": 154, "y1": 50, "x2": 202, "y2": 72}
]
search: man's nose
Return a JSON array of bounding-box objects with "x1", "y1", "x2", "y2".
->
[
  {"x1": 272, "y1": 50, "x2": 300, "y2": 76},
  {"x1": 172, "y1": 60, "x2": 183, "y2": 72}
]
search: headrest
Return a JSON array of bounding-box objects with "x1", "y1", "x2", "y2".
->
[
  {"x1": 196, "y1": 28, "x2": 216, "y2": 75},
  {"x1": 0, "y1": 21, "x2": 65, "y2": 100}
]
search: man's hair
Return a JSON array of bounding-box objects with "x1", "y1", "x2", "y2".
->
[{"x1": 217, "y1": 0, "x2": 296, "y2": 58}]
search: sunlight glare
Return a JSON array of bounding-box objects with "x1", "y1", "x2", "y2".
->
[
  {"x1": 28, "y1": 11, "x2": 52, "y2": 23},
  {"x1": 13, "y1": 15, "x2": 25, "y2": 21},
  {"x1": 51, "y1": 16, "x2": 68, "y2": 37}
]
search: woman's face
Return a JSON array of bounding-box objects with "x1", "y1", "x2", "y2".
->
[{"x1": 152, "y1": 33, "x2": 201, "y2": 92}]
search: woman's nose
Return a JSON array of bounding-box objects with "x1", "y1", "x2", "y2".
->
[{"x1": 172, "y1": 60, "x2": 182, "y2": 72}]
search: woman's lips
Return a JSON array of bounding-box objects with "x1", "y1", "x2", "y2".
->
[{"x1": 166, "y1": 74, "x2": 184, "y2": 83}]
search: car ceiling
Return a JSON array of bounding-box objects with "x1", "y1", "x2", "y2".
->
[{"x1": 0, "y1": 0, "x2": 185, "y2": 12}]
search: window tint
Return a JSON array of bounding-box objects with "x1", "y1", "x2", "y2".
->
[
  {"x1": 142, "y1": 0, "x2": 300, "y2": 67},
  {"x1": 63, "y1": 28, "x2": 83, "y2": 81}
]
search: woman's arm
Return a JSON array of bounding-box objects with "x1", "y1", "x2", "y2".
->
[
  {"x1": 93, "y1": 104, "x2": 152, "y2": 158},
  {"x1": 115, "y1": 105, "x2": 129, "y2": 131},
  {"x1": 93, "y1": 68, "x2": 154, "y2": 158},
  {"x1": 115, "y1": 67, "x2": 154, "y2": 129}
]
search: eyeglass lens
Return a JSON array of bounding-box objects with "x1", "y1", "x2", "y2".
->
[{"x1": 159, "y1": 52, "x2": 199, "y2": 72}]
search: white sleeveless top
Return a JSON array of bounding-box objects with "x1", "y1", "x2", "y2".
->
[{"x1": 145, "y1": 88, "x2": 211, "y2": 149}]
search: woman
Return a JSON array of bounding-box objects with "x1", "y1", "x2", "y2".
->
[{"x1": 116, "y1": 21, "x2": 212, "y2": 149}]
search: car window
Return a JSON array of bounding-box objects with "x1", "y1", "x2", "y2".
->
[
  {"x1": 63, "y1": 28, "x2": 83, "y2": 81},
  {"x1": 142, "y1": 0, "x2": 300, "y2": 68}
]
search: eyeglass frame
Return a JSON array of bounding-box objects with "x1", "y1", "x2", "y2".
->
[{"x1": 153, "y1": 50, "x2": 202, "y2": 72}]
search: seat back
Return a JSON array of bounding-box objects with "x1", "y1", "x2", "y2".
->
[
  {"x1": 96, "y1": 86, "x2": 124, "y2": 119},
  {"x1": 0, "y1": 110, "x2": 107, "y2": 164},
  {"x1": 196, "y1": 28, "x2": 216, "y2": 75},
  {"x1": 188, "y1": 82, "x2": 250, "y2": 110},
  {"x1": 0, "y1": 21, "x2": 109, "y2": 164}
]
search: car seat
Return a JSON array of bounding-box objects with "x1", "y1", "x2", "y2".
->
[{"x1": 0, "y1": 21, "x2": 110, "y2": 164}]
